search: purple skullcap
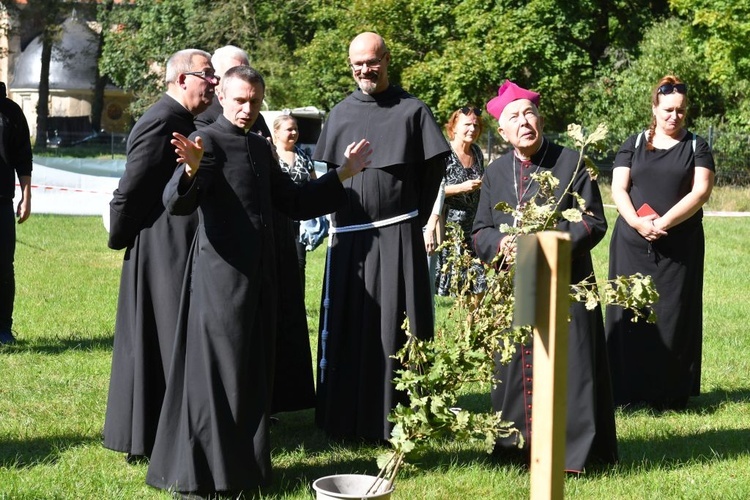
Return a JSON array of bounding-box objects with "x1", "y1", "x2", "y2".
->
[{"x1": 486, "y1": 80, "x2": 541, "y2": 120}]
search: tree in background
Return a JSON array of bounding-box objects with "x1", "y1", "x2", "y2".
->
[
  {"x1": 98, "y1": 0, "x2": 316, "y2": 118},
  {"x1": 98, "y1": 0, "x2": 204, "y2": 118},
  {"x1": 90, "y1": 0, "x2": 114, "y2": 134},
  {"x1": 291, "y1": 0, "x2": 670, "y2": 128},
  {"x1": 574, "y1": 17, "x2": 714, "y2": 151},
  {"x1": 191, "y1": 0, "x2": 315, "y2": 108},
  {"x1": 572, "y1": 0, "x2": 750, "y2": 182},
  {"x1": 671, "y1": 0, "x2": 750, "y2": 130},
  {"x1": 96, "y1": 0, "x2": 749, "y2": 181}
]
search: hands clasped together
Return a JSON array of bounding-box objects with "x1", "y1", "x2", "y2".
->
[{"x1": 636, "y1": 214, "x2": 668, "y2": 242}]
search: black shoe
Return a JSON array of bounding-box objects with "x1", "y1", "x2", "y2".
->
[{"x1": 0, "y1": 329, "x2": 16, "y2": 345}]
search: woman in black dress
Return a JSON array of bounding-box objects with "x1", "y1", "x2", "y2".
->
[{"x1": 605, "y1": 75, "x2": 715, "y2": 410}]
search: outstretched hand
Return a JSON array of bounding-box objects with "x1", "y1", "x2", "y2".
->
[
  {"x1": 337, "y1": 139, "x2": 373, "y2": 181},
  {"x1": 171, "y1": 132, "x2": 204, "y2": 179}
]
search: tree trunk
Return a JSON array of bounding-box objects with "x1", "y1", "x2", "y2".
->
[
  {"x1": 91, "y1": 33, "x2": 106, "y2": 133},
  {"x1": 34, "y1": 33, "x2": 52, "y2": 150},
  {"x1": 91, "y1": 0, "x2": 114, "y2": 133}
]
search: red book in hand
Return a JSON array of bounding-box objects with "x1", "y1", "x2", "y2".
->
[{"x1": 636, "y1": 203, "x2": 659, "y2": 217}]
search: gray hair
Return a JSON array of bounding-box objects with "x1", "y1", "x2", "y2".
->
[
  {"x1": 212, "y1": 45, "x2": 249, "y2": 70},
  {"x1": 221, "y1": 65, "x2": 265, "y2": 93},
  {"x1": 165, "y1": 49, "x2": 212, "y2": 84}
]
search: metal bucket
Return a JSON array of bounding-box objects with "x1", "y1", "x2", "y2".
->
[{"x1": 312, "y1": 474, "x2": 394, "y2": 500}]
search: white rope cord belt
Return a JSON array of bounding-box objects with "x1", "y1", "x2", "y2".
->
[
  {"x1": 319, "y1": 209, "x2": 419, "y2": 383},
  {"x1": 326, "y1": 209, "x2": 419, "y2": 239}
]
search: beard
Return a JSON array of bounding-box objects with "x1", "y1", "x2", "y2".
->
[{"x1": 357, "y1": 71, "x2": 379, "y2": 94}]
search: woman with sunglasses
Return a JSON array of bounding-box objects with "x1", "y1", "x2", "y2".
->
[
  {"x1": 606, "y1": 75, "x2": 715, "y2": 410},
  {"x1": 434, "y1": 105, "x2": 487, "y2": 303}
]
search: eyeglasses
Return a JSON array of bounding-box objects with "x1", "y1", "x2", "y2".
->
[
  {"x1": 184, "y1": 71, "x2": 220, "y2": 83},
  {"x1": 349, "y1": 53, "x2": 388, "y2": 72},
  {"x1": 658, "y1": 83, "x2": 687, "y2": 95},
  {"x1": 460, "y1": 106, "x2": 482, "y2": 116}
]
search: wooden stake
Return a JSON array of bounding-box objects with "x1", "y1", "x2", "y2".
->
[{"x1": 516, "y1": 232, "x2": 571, "y2": 500}]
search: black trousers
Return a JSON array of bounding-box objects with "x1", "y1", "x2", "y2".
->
[{"x1": 0, "y1": 199, "x2": 15, "y2": 331}]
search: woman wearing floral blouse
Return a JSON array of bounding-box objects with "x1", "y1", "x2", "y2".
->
[{"x1": 435, "y1": 106, "x2": 486, "y2": 303}]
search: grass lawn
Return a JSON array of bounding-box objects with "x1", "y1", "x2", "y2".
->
[{"x1": 1, "y1": 207, "x2": 748, "y2": 499}]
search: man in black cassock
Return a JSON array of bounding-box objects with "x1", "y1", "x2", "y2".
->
[
  {"x1": 197, "y1": 45, "x2": 312, "y2": 415},
  {"x1": 312, "y1": 32, "x2": 450, "y2": 441},
  {"x1": 145, "y1": 65, "x2": 372, "y2": 497},
  {"x1": 472, "y1": 80, "x2": 618, "y2": 472},
  {"x1": 194, "y1": 45, "x2": 271, "y2": 138},
  {"x1": 103, "y1": 49, "x2": 218, "y2": 461}
]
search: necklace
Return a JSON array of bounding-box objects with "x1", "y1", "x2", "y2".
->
[
  {"x1": 512, "y1": 139, "x2": 548, "y2": 226},
  {"x1": 451, "y1": 142, "x2": 475, "y2": 168}
]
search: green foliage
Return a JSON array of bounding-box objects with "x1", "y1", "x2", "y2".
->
[
  {"x1": 575, "y1": 17, "x2": 710, "y2": 152},
  {"x1": 380, "y1": 125, "x2": 659, "y2": 486},
  {"x1": 670, "y1": 0, "x2": 750, "y2": 84},
  {"x1": 670, "y1": 0, "x2": 750, "y2": 146},
  {"x1": 187, "y1": 0, "x2": 317, "y2": 109},
  {"x1": 98, "y1": 0, "x2": 206, "y2": 117},
  {"x1": 288, "y1": 0, "x2": 671, "y2": 127},
  {"x1": 94, "y1": 0, "x2": 750, "y2": 165}
]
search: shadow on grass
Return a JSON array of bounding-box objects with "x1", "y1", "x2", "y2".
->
[
  {"x1": 270, "y1": 408, "x2": 389, "y2": 457},
  {"x1": 0, "y1": 335, "x2": 114, "y2": 355},
  {"x1": 0, "y1": 434, "x2": 101, "y2": 469},
  {"x1": 267, "y1": 408, "x2": 389, "y2": 496},
  {"x1": 617, "y1": 426, "x2": 750, "y2": 472},
  {"x1": 610, "y1": 387, "x2": 750, "y2": 471},
  {"x1": 616, "y1": 387, "x2": 750, "y2": 416},
  {"x1": 690, "y1": 387, "x2": 750, "y2": 412}
]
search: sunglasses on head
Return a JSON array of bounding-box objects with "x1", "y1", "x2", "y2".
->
[
  {"x1": 658, "y1": 83, "x2": 687, "y2": 95},
  {"x1": 460, "y1": 106, "x2": 482, "y2": 116}
]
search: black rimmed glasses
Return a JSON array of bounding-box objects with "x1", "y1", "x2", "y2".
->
[
  {"x1": 184, "y1": 71, "x2": 220, "y2": 83},
  {"x1": 460, "y1": 106, "x2": 482, "y2": 116},
  {"x1": 658, "y1": 83, "x2": 687, "y2": 95},
  {"x1": 349, "y1": 52, "x2": 388, "y2": 72}
]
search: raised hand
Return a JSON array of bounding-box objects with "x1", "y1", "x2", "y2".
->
[
  {"x1": 171, "y1": 132, "x2": 204, "y2": 179},
  {"x1": 337, "y1": 139, "x2": 373, "y2": 181}
]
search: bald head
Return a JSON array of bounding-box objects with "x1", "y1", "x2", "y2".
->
[
  {"x1": 349, "y1": 32, "x2": 387, "y2": 55},
  {"x1": 348, "y1": 32, "x2": 390, "y2": 95}
]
